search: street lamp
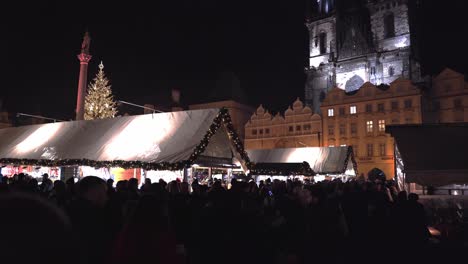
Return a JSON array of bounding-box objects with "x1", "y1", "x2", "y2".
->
[
  {"x1": 16, "y1": 113, "x2": 65, "y2": 123},
  {"x1": 117, "y1": 100, "x2": 164, "y2": 113}
]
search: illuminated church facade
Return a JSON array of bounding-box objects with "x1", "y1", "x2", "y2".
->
[{"x1": 305, "y1": 0, "x2": 422, "y2": 114}]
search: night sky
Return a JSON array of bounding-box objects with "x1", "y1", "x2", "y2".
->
[{"x1": 2, "y1": 0, "x2": 467, "y2": 120}]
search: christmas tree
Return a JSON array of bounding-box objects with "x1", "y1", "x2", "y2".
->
[{"x1": 84, "y1": 61, "x2": 118, "y2": 120}]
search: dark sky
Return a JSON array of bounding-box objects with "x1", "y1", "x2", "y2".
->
[{"x1": 2, "y1": 0, "x2": 467, "y2": 120}]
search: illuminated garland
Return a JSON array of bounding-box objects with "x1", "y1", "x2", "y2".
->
[{"x1": 0, "y1": 108, "x2": 252, "y2": 171}]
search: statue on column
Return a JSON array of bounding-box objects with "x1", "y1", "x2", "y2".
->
[{"x1": 81, "y1": 31, "x2": 91, "y2": 54}]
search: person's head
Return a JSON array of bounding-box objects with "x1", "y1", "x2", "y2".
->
[
  {"x1": 27, "y1": 178, "x2": 39, "y2": 191},
  {"x1": 144, "y1": 178, "x2": 151, "y2": 185},
  {"x1": 106, "y1": 178, "x2": 114, "y2": 187},
  {"x1": 53, "y1": 180, "x2": 66, "y2": 194},
  {"x1": 397, "y1": 191, "x2": 407, "y2": 202},
  {"x1": 408, "y1": 193, "x2": 419, "y2": 202},
  {"x1": 78, "y1": 176, "x2": 108, "y2": 207},
  {"x1": 42, "y1": 173, "x2": 49, "y2": 180},
  {"x1": 0, "y1": 192, "x2": 75, "y2": 264},
  {"x1": 128, "y1": 178, "x2": 139, "y2": 191}
]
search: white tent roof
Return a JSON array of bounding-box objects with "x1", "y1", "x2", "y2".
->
[
  {"x1": 247, "y1": 146, "x2": 356, "y2": 175},
  {"x1": 0, "y1": 108, "x2": 248, "y2": 170}
]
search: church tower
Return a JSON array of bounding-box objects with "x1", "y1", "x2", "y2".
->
[
  {"x1": 304, "y1": 0, "x2": 421, "y2": 115},
  {"x1": 304, "y1": 0, "x2": 337, "y2": 114}
]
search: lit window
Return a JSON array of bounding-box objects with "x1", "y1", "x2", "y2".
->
[
  {"x1": 366, "y1": 121, "x2": 373, "y2": 133},
  {"x1": 329, "y1": 145, "x2": 335, "y2": 147},
  {"x1": 367, "y1": 144, "x2": 373, "y2": 157},
  {"x1": 328, "y1": 125, "x2": 334, "y2": 136},
  {"x1": 340, "y1": 144, "x2": 346, "y2": 147},
  {"x1": 328, "y1": 108, "x2": 334, "y2": 117},
  {"x1": 378, "y1": 120, "x2": 386, "y2": 132},
  {"x1": 350, "y1": 106, "x2": 357, "y2": 114},
  {"x1": 379, "y1": 143, "x2": 386, "y2": 156}
]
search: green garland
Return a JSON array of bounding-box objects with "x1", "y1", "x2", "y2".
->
[{"x1": 0, "y1": 108, "x2": 251, "y2": 171}]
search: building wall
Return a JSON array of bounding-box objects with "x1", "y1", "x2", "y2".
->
[
  {"x1": 245, "y1": 98, "x2": 322, "y2": 150},
  {"x1": 428, "y1": 69, "x2": 468, "y2": 123},
  {"x1": 320, "y1": 78, "x2": 423, "y2": 179},
  {"x1": 189, "y1": 100, "x2": 255, "y2": 142}
]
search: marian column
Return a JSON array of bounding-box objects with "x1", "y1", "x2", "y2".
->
[{"x1": 75, "y1": 32, "x2": 92, "y2": 120}]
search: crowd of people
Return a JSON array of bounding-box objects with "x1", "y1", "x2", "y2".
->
[{"x1": 0, "y1": 172, "x2": 464, "y2": 264}]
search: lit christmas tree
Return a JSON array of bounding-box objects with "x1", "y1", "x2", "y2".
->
[{"x1": 84, "y1": 61, "x2": 118, "y2": 120}]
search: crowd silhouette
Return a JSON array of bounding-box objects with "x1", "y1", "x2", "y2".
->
[{"x1": 0, "y1": 173, "x2": 464, "y2": 264}]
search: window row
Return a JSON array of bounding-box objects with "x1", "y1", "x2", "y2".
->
[
  {"x1": 327, "y1": 120, "x2": 386, "y2": 136},
  {"x1": 328, "y1": 144, "x2": 387, "y2": 157},
  {"x1": 327, "y1": 99, "x2": 413, "y2": 117},
  {"x1": 251, "y1": 124, "x2": 313, "y2": 136}
]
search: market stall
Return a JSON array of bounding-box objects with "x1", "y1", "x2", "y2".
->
[
  {"x1": 0, "y1": 108, "x2": 250, "y2": 184},
  {"x1": 386, "y1": 123, "x2": 468, "y2": 192},
  {"x1": 246, "y1": 146, "x2": 357, "y2": 182}
]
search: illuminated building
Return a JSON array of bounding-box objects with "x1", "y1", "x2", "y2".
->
[
  {"x1": 320, "y1": 78, "x2": 423, "y2": 179},
  {"x1": 304, "y1": 0, "x2": 422, "y2": 114},
  {"x1": 244, "y1": 98, "x2": 322, "y2": 149}
]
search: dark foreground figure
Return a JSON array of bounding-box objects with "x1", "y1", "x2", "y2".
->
[{"x1": 0, "y1": 174, "x2": 466, "y2": 264}]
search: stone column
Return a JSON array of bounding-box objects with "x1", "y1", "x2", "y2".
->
[{"x1": 75, "y1": 52, "x2": 92, "y2": 120}]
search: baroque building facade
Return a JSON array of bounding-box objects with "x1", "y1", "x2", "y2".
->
[
  {"x1": 244, "y1": 99, "x2": 322, "y2": 149},
  {"x1": 305, "y1": 0, "x2": 422, "y2": 114},
  {"x1": 320, "y1": 78, "x2": 423, "y2": 178}
]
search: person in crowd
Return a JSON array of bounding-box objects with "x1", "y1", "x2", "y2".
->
[
  {"x1": 0, "y1": 192, "x2": 77, "y2": 264},
  {"x1": 67, "y1": 176, "x2": 112, "y2": 264},
  {"x1": 40, "y1": 173, "x2": 53, "y2": 194}
]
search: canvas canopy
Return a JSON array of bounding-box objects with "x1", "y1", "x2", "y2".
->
[
  {"x1": 249, "y1": 162, "x2": 315, "y2": 176},
  {"x1": 246, "y1": 146, "x2": 357, "y2": 176},
  {"x1": 0, "y1": 108, "x2": 249, "y2": 171},
  {"x1": 387, "y1": 124, "x2": 468, "y2": 187}
]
